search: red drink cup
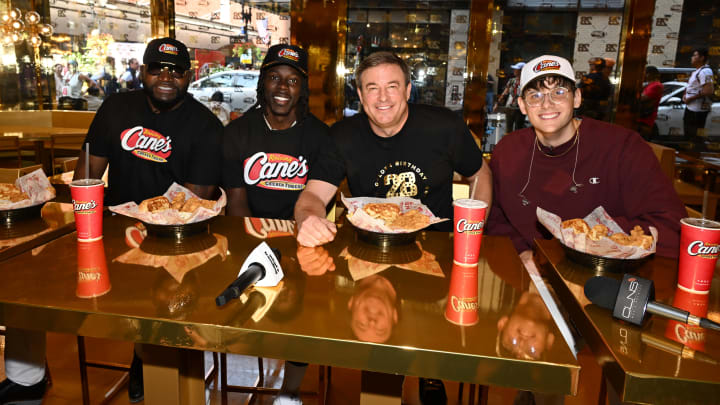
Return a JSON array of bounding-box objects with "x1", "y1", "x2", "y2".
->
[
  {"x1": 445, "y1": 264, "x2": 479, "y2": 326},
  {"x1": 70, "y1": 179, "x2": 104, "y2": 242},
  {"x1": 677, "y1": 218, "x2": 720, "y2": 293},
  {"x1": 453, "y1": 199, "x2": 487, "y2": 266},
  {"x1": 665, "y1": 287, "x2": 709, "y2": 351},
  {"x1": 76, "y1": 239, "x2": 111, "y2": 298}
]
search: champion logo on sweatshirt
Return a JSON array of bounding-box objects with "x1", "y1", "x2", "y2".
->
[{"x1": 589, "y1": 177, "x2": 600, "y2": 185}]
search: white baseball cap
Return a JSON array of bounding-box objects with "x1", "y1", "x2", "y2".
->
[
  {"x1": 510, "y1": 61, "x2": 526, "y2": 70},
  {"x1": 519, "y1": 55, "x2": 576, "y2": 94}
]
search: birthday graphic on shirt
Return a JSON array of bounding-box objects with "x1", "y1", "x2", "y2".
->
[
  {"x1": 120, "y1": 126, "x2": 172, "y2": 163},
  {"x1": 244, "y1": 152, "x2": 308, "y2": 191},
  {"x1": 373, "y1": 161, "x2": 430, "y2": 198}
]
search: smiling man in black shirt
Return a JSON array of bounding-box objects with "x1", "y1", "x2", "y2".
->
[
  {"x1": 74, "y1": 37, "x2": 223, "y2": 403},
  {"x1": 223, "y1": 44, "x2": 330, "y2": 220},
  {"x1": 294, "y1": 51, "x2": 492, "y2": 248}
]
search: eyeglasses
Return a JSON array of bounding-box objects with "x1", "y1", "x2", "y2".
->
[
  {"x1": 145, "y1": 62, "x2": 186, "y2": 79},
  {"x1": 523, "y1": 87, "x2": 571, "y2": 107}
]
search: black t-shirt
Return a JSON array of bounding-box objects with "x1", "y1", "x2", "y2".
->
[
  {"x1": 84, "y1": 91, "x2": 224, "y2": 205},
  {"x1": 312, "y1": 104, "x2": 484, "y2": 230},
  {"x1": 579, "y1": 72, "x2": 611, "y2": 101},
  {"x1": 222, "y1": 107, "x2": 330, "y2": 220}
]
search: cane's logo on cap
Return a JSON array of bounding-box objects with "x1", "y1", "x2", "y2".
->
[
  {"x1": 533, "y1": 59, "x2": 561, "y2": 73},
  {"x1": 120, "y1": 126, "x2": 173, "y2": 163},
  {"x1": 158, "y1": 43, "x2": 179, "y2": 55},
  {"x1": 278, "y1": 48, "x2": 299, "y2": 61}
]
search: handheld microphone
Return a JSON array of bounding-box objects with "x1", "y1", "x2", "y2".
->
[
  {"x1": 216, "y1": 242, "x2": 283, "y2": 307},
  {"x1": 584, "y1": 274, "x2": 720, "y2": 331}
]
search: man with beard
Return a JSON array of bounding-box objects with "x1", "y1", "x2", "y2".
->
[
  {"x1": 74, "y1": 37, "x2": 223, "y2": 207},
  {"x1": 74, "y1": 37, "x2": 222, "y2": 403},
  {"x1": 222, "y1": 44, "x2": 329, "y2": 405}
]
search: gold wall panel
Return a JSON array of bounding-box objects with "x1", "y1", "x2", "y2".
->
[
  {"x1": 614, "y1": 0, "x2": 656, "y2": 130},
  {"x1": 151, "y1": 0, "x2": 174, "y2": 39},
  {"x1": 291, "y1": 0, "x2": 347, "y2": 125},
  {"x1": 464, "y1": 0, "x2": 494, "y2": 138}
]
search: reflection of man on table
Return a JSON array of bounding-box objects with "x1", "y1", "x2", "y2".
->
[
  {"x1": 485, "y1": 55, "x2": 685, "y2": 274},
  {"x1": 294, "y1": 51, "x2": 492, "y2": 247}
]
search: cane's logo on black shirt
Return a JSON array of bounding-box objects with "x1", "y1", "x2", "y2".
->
[
  {"x1": 373, "y1": 161, "x2": 429, "y2": 198},
  {"x1": 244, "y1": 152, "x2": 308, "y2": 191},
  {"x1": 120, "y1": 126, "x2": 172, "y2": 163}
]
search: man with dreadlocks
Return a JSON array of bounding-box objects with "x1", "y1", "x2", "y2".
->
[
  {"x1": 222, "y1": 44, "x2": 328, "y2": 405},
  {"x1": 223, "y1": 44, "x2": 330, "y2": 220}
]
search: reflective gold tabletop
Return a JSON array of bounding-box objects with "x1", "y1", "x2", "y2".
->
[
  {"x1": 535, "y1": 239, "x2": 720, "y2": 404},
  {"x1": 0, "y1": 215, "x2": 578, "y2": 395},
  {"x1": 0, "y1": 202, "x2": 75, "y2": 261}
]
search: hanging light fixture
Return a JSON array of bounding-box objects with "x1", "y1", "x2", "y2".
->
[{"x1": 1, "y1": 8, "x2": 54, "y2": 47}]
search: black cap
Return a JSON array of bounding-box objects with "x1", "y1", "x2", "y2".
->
[
  {"x1": 261, "y1": 44, "x2": 308, "y2": 76},
  {"x1": 143, "y1": 37, "x2": 191, "y2": 71}
]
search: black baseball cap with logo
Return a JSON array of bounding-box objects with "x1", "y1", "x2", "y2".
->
[
  {"x1": 261, "y1": 44, "x2": 308, "y2": 76},
  {"x1": 143, "y1": 37, "x2": 191, "y2": 71}
]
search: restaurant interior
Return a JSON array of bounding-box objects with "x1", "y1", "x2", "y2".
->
[{"x1": 0, "y1": 0, "x2": 719, "y2": 404}]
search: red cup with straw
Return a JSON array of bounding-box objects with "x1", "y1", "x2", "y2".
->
[{"x1": 70, "y1": 143, "x2": 104, "y2": 242}]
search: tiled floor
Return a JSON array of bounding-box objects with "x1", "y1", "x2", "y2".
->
[{"x1": 0, "y1": 331, "x2": 604, "y2": 405}]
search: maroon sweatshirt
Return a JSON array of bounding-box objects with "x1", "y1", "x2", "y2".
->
[{"x1": 486, "y1": 118, "x2": 686, "y2": 258}]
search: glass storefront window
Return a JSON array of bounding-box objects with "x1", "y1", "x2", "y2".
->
[{"x1": 344, "y1": 1, "x2": 472, "y2": 115}]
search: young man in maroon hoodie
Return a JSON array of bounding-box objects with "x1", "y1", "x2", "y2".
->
[{"x1": 486, "y1": 55, "x2": 686, "y2": 272}]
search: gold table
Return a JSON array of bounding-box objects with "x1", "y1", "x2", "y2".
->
[
  {"x1": 0, "y1": 215, "x2": 579, "y2": 404},
  {"x1": 535, "y1": 239, "x2": 720, "y2": 404},
  {"x1": 0, "y1": 202, "x2": 75, "y2": 261}
]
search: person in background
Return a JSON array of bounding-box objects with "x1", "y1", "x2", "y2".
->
[
  {"x1": 294, "y1": 51, "x2": 492, "y2": 405},
  {"x1": 207, "y1": 91, "x2": 232, "y2": 125},
  {"x1": 53, "y1": 63, "x2": 65, "y2": 102},
  {"x1": 486, "y1": 55, "x2": 685, "y2": 274},
  {"x1": 83, "y1": 86, "x2": 104, "y2": 111},
  {"x1": 683, "y1": 48, "x2": 715, "y2": 145},
  {"x1": 92, "y1": 56, "x2": 119, "y2": 97},
  {"x1": 74, "y1": 37, "x2": 223, "y2": 403},
  {"x1": 119, "y1": 57, "x2": 141, "y2": 91},
  {"x1": 486, "y1": 73, "x2": 496, "y2": 113},
  {"x1": 59, "y1": 60, "x2": 99, "y2": 110},
  {"x1": 637, "y1": 65, "x2": 663, "y2": 141},
  {"x1": 222, "y1": 44, "x2": 330, "y2": 405},
  {"x1": 494, "y1": 61, "x2": 526, "y2": 132},
  {"x1": 603, "y1": 57, "x2": 616, "y2": 119},
  {"x1": 578, "y1": 57, "x2": 611, "y2": 121}
]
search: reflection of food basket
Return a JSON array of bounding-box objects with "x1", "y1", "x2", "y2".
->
[
  {"x1": 142, "y1": 217, "x2": 213, "y2": 240},
  {"x1": 140, "y1": 232, "x2": 217, "y2": 256},
  {"x1": 0, "y1": 217, "x2": 48, "y2": 240},
  {"x1": 348, "y1": 237, "x2": 422, "y2": 264},
  {"x1": 353, "y1": 224, "x2": 418, "y2": 248},
  {"x1": 0, "y1": 202, "x2": 47, "y2": 225},
  {"x1": 562, "y1": 244, "x2": 651, "y2": 273}
]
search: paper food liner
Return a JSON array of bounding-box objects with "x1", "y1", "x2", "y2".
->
[
  {"x1": 341, "y1": 194, "x2": 449, "y2": 233},
  {"x1": 113, "y1": 233, "x2": 228, "y2": 283},
  {"x1": 0, "y1": 169, "x2": 56, "y2": 209},
  {"x1": 340, "y1": 242, "x2": 444, "y2": 281},
  {"x1": 109, "y1": 183, "x2": 227, "y2": 225},
  {"x1": 537, "y1": 206, "x2": 657, "y2": 259}
]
